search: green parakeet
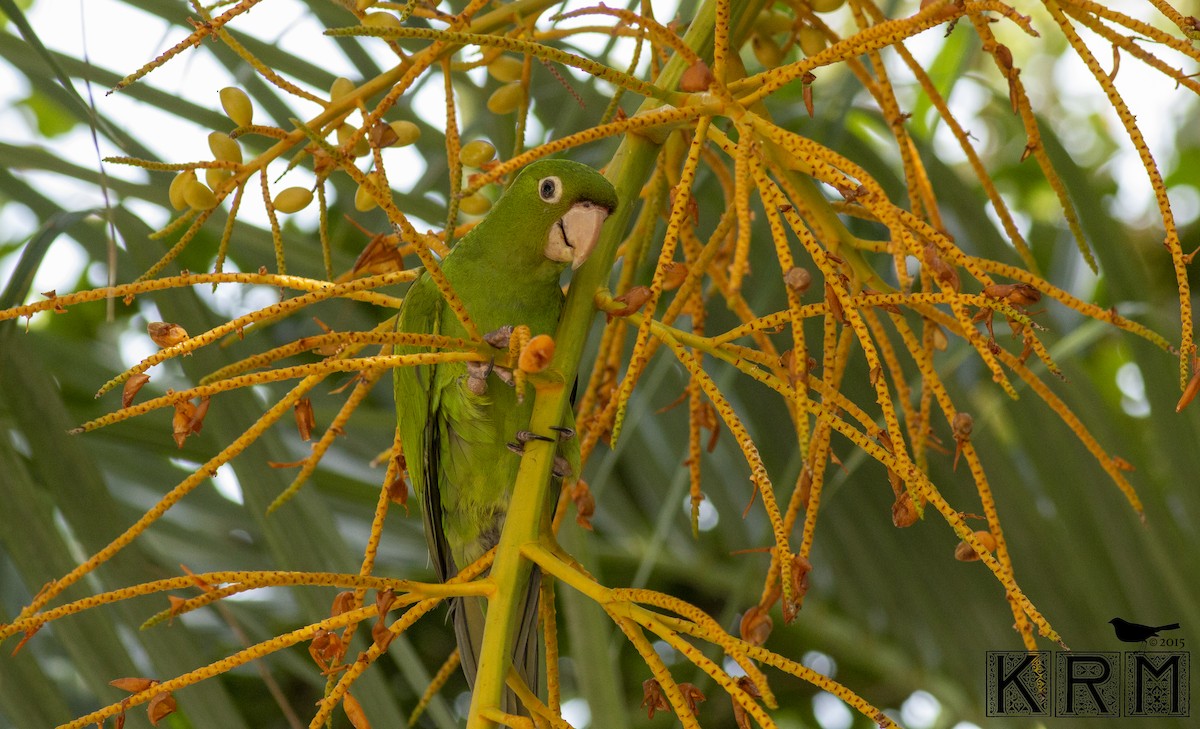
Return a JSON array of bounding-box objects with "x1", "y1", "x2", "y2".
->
[{"x1": 394, "y1": 159, "x2": 617, "y2": 714}]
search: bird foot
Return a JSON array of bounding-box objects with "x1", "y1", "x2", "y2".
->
[
  {"x1": 483, "y1": 326, "x2": 514, "y2": 349},
  {"x1": 515, "y1": 430, "x2": 555, "y2": 444},
  {"x1": 507, "y1": 430, "x2": 557, "y2": 456},
  {"x1": 552, "y1": 456, "x2": 573, "y2": 479},
  {"x1": 492, "y1": 366, "x2": 515, "y2": 387},
  {"x1": 549, "y1": 426, "x2": 575, "y2": 441},
  {"x1": 464, "y1": 360, "x2": 494, "y2": 395}
]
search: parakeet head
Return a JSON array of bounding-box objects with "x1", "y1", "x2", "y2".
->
[{"x1": 499, "y1": 159, "x2": 618, "y2": 270}]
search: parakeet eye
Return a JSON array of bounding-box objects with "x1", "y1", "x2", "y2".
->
[{"x1": 538, "y1": 176, "x2": 562, "y2": 203}]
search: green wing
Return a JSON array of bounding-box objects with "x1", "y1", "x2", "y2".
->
[{"x1": 393, "y1": 272, "x2": 455, "y2": 582}]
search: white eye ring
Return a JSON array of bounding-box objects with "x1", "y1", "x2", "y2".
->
[{"x1": 538, "y1": 176, "x2": 562, "y2": 203}]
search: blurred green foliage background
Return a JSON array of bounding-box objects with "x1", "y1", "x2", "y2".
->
[{"x1": 0, "y1": 1, "x2": 1198, "y2": 727}]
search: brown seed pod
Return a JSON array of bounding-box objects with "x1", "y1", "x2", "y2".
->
[
  {"x1": 892, "y1": 491, "x2": 918, "y2": 528},
  {"x1": 929, "y1": 321, "x2": 949, "y2": 350},
  {"x1": 661, "y1": 261, "x2": 689, "y2": 290},
  {"x1": 571, "y1": 480, "x2": 595, "y2": 530},
  {"x1": 641, "y1": 679, "x2": 670, "y2": 719},
  {"x1": 309, "y1": 629, "x2": 346, "y2": 669},
  {"x1": 122, "y1": 373, "x2": 151, "y2": 409},
  {"x1": 732, "y1": 676, "x2": 763, "y2": 729},
  {"x1": 330, "y1": 591, "x2": 356, "y2": 617},
  {"x1": 1177, "y1": 364, "x2": 1200, "y2": 412},
  {"x1": 792, "y1": 552, "x2": 813, "y2": 600},
  {"x1": 386, "y1": 467, "x2": 408, "y2": 507},
  {"x1": 784, "y1": 266, "x2": 812, "y2": 295},
  {"x1": 739, "y1": 604, "x2": 773, "y2": 646},
  {"x1": 679, "y1": 59, "x2": 714, "y2": 92},
  {"x1": 955, "y1": 530, "x2": 998, "y2": 561},
  {"x1": 110, "y1": 677, "x2": 158, "y2": 693},
  {"x1": 824, "y1": 281, "x2": 844, "y2": 323},
  {"x1": 610, "y1": 286, "x2": 652, "y2": 318},
  {"x1": 678, "y1": 682, "x2": 707, "y2": 714},
  {"x1": 146, "y1": 691, "x2": 177, "y2": 726},
  {"x1": 982, "y1": 282, "x2": 1042, "y2": 307},
  {"x1": 168, "y1": 396, "x2": 208, "y2": 450},
  {"x1": 294, "y1": 398, "x2": 315, "y2": 441},
  {"x1": 924, "y1": 242, "x2": 960, "y2": 292},
  {"x1": 148, "y1": 321, "x2": 188, "y2": 348},
  {"x1": 952, "y1": 412, "x2": 973, "y2": 440},
  {"x1": 343, "y1": 692, "x2": 370, "y2": 729}
]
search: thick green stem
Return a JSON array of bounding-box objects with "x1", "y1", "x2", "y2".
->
[{"x1": 465, "y1": 1, "x2": 769, "y2": 725}]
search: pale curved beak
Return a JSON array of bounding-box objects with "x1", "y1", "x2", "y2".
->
[{"x1": 544, "y1": 201, "x2": 611, "y2": 269}]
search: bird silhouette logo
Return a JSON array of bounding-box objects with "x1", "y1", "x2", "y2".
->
[{"x1": 1108, "y1": 617, "x2": 1181, "y2": 643}]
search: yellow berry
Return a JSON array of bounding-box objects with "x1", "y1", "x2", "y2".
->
[
  {"x1": 486, "y1": 82, "x2": 524, "y2": 115},
  {"x1": 752, "y1": 34, "x2": 783, "y2": 68},
  {"x1": 458, "y1": 192, "x2": 491, "y2": 216},
  {"x1": 798, "y1": 26, "x2": 827, "y2": 57},
  {"x1": 273, "y1": 187, "x2": 314, "y2": 214},
  {"x1": 169, "y1": 170, "x2": 196, "y2": 211},
  {"x1": 459, "y1": 140, "x2": 496, "y2": 168},
  {"x1": 208, "y1": 132, "x2": 242, "y2": 164},
  {"x1": 754, "y1": 10, "x2": 793, "y2": 35},
  {"x1": 355, "y1": 0, "x2": 374, "y2": 9},
  {"x1": 487, "y1": 56, "x2": 524, "y2": 83},
  {"x1": 330, "y1": 77, "x2": 356, "y2": 102},
  {"x1": 219, "y1": 87, "x2": 253, "y2": 127},
  {"x1": 388, "y1": 120, "x2": 420, "y2": 147},
  {"x1": 337, "y1": 124, "x2": 369, "y2": 157},
  {"x1": 355, "y1": 173, "x2": 383, "y2": 212},
  {"x1": 362, "y1": 11, "x2": 401, "y2": 29},
  {"x1": 183, "y1": 179, "x2": 218, "y2": 210},
  {"x1": 205, "y1": 167, "x2": 232, "y2": 190},
  {"x1": 808, "y1": 0, "x2": 846, "y2": 12}
]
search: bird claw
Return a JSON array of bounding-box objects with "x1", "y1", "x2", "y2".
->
[
  {"x1": 464, "y1": 360, "x2": 494, "y2": 395},
  {"x1": 552, "y1": 456, "x2": 573, "y2": 479},
  {"x1": 506, "y1": 441, "x2": 524, "y2": 455},
  {"x1": 549, "y1": 426, "x2": 575, "y2": 441},
  {"x1": 515, "y1": 430, "x2": 554, "y2": 444},
  {"x1": 465, "y1": 360, "x2": 493, "y2": 378},
  {"x1": 483, "y1": 326, "x2": 514, "y2": 349},
  {"x1": 492, "y1": 366, "x2": 516, "y2": 386}
]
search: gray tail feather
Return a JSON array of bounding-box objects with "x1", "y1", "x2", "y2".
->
[{"x1": 453, "y1": 567, "x2": 542, "y2": 718}]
